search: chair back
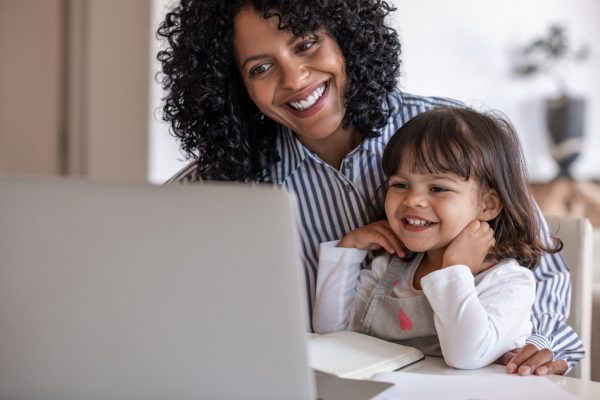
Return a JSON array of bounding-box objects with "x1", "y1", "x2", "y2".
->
[{"x1": 545, "y1": 215, "x2": 593, "y2": 380}]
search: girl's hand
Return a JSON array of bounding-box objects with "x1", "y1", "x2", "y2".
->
[
  {"x1": 442, "y1": 220, "x2": 495, "y2": 274},
  {"x1": 338, "y1": 220, "x2": 406, "y2": 257}
]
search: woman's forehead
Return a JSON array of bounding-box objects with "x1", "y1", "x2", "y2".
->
[{"x1": 233, "y1": 8, "x2": 290, "y2": 60}]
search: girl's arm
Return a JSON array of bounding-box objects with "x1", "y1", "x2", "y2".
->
[
  {"x1": 312, "y1": 241, "x2": 365, "y2": 333},
  {"x1": 421, "y1": 260, "x2": 536, "y2": 370},
  {"x1": 313, "y1": 220, "x2": 403, "y2": 333},
  {"x1": 312, "y1": 242, "x2": 392, "y2": 334}
]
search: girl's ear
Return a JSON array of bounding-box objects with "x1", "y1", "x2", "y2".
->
[{"x1": 478, "y1": 189, "x2": 503, "y2": 221}]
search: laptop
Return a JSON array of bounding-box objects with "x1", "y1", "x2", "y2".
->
[{"x1": 0, "y1": 177, "x2": 392, "y2": 399}]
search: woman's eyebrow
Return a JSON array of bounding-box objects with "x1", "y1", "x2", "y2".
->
[
  {"x1": 240, "y1": 54, "x2": 269, "y2": 70},
  {"x1": 240, "y1": 32, "x2": 316, "y2": 68},
  {"x1": 287, "y1": 34, "x2": 300, "y2": 46}
]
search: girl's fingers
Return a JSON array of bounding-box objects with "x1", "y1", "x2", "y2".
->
[{"x1": 379, "y1": 225, "x2": 406, "y2": 256}]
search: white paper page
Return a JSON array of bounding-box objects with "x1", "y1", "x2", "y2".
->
[{"x1": 372, "y1": 371, "x2": 575, "y2": 400}]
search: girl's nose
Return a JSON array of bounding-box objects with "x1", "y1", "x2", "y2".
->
[
  {"x1": 279, "y1": 58, "x2": 308, "y2": 90},
  {"x1": 403, "y1": 190, "x2": 428, "y2": 208}
]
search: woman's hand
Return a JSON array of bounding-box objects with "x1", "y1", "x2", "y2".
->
[
  {"x1": 497, "y1": 344, "x2": 568, "y2": 376},
  {"x1": 442, "y1": 220, "x2": 495, "y2": 274},
  {"x1": 338, "y1": 220, "x2": 406, "y2": 257}
]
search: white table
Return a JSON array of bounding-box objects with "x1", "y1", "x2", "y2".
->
[{"x1": 374, "y1": 356, "x2": 600, "y2": 399}]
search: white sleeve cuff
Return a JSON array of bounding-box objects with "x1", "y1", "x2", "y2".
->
[{"x1": 319, "y1": 241, "x2": 368, "y2": 263}]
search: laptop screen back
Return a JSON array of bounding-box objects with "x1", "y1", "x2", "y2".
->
[{"x1": 0, "y1": 178, "x2": 314, "y2": 399}]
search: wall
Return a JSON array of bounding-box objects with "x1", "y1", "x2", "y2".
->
[
  {"x1": 0, "y1": 0, "x2": 65, "y2": 176},
  {"x1": 149, "y1": 0, "x2": 600, "y2": 182},
  {"x1": 0, "y1": 0, "x2": 151, "y2": 182},
  {"x1": 149, "y1": 0, "x2": 187, "y2": 183},
  {"x1": 73, "y1": 0, "x2": 151, "y2": 182},
  {"x1": 390, "y1": 0, "x2": 600, "y2": 181}
]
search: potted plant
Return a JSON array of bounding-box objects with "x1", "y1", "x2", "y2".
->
[{"x1": 514, "y1": 24, "x2": 590, "y2": 178}]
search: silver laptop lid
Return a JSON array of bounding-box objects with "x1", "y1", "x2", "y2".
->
[{"x1": 0, "y1": 178, "x2": 314, "y2": 400}]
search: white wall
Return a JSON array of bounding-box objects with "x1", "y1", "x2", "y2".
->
[
  {"x1": 390, "y1": 0, "x2": 600, "y2": 181},
  {"x1": 149, "y1": 0, "x2": 188, "y2": 183},
  {"x1": 149, "y1": 0, "x2": 600, "y2": 182}
]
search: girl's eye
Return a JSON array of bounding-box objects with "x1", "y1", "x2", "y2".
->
[
  {"x1": 430, "y1": 186, "x2": 447, "y2": 193},
  {"x1": 389, "y1": 182, "x2": 408, "y2": 190},
  {"x1": 250, "y1": 63, "x2": 272, "y2": 76}
]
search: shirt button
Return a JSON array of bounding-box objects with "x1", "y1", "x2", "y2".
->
[{"x1": 345, "y1": 185, "x2": 353, "y2": 192}]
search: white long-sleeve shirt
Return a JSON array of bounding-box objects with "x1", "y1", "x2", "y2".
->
[{"x1": 313, "y1": 241, "x2": 536, "y2": 369}]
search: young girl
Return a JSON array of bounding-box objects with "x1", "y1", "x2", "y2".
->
[{"x1": 313, "y1": 107, "x2": 563, "y2": 369}]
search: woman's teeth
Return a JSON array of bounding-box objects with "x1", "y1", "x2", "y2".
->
[
  {"x1": 288, "y1": 84, "x2": 326, "y2": 111},
  {"x1": 405, "y1": 218, "x2": 431, "y2": 227}
]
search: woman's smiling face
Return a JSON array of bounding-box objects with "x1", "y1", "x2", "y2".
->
[{"x1": 233, "y1": 7, "x2": 351, "y2": 150}]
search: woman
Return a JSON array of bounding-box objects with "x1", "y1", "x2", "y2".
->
[{"x1": 157, "y1": 0, "x2": 581, "y2": 375}]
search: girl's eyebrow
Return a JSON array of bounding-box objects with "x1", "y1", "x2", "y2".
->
[{"x1": 429, "y1": 174, "x2": 462, "y2": 183}]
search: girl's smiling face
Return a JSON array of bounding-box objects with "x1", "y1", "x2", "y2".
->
[
  {"x1": 384, "y1": 156, "x2": 499, "y2": 262},
  {"x1": 233, "y1": 7, "x2": 355, "y2": 153}
]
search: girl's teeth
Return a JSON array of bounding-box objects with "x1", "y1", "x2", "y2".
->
[{"x1": 407, "y1": 218, "x2": 429, "y2": 226}]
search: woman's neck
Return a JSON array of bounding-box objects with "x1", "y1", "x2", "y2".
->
[{"x1": 298, "y1": 125, "x2": 362, "y2": 170}]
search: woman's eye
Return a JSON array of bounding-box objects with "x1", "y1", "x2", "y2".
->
[
  {"x1": 295, "y1": 39, "x2": 317, "y2": 53},
  {"x1": 430, "y1": 186, "x2": 447, "y2": 193},
  {"x1": 250, "y1": 63, "x2": 272, "y2": 76}
]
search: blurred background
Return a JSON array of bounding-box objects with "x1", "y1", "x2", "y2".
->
[
  {"x1": 0, "y1": 0, "x2": 599, "y2": 382},
  {"x1": 3, "y1": 0, "x2": 598, "y2": 223},
  {"x1": 1, "y1": 0, "x2": 598, "y2": 182}
]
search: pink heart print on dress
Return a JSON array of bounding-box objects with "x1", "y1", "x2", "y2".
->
[{"x1": 398, "y1": 308, "x2": 413, "y2": 331}]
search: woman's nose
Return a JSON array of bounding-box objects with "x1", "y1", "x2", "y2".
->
[{"x1": 279, "y1": 58, "x2": 308, "y2": 90}]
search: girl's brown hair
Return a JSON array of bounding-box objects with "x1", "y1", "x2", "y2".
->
[{"x1": 382, "y1": 107, "x2": 562, "y2": 269}]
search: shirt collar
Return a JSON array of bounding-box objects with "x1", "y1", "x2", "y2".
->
[
  {"x1": 273, "y1": 125, "x2": 308, "y2": 185},
  {"x1": 272, "y1": 122, "x2": 389, "y2": 185}
]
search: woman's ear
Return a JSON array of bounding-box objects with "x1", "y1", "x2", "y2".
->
[{"x1": 478, "y1": 189, "x2": 503, "y2": 221}]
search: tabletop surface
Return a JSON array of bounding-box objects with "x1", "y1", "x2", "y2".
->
[{"x1": 382, "y1": 356, "x2": 600, "y2": 399}]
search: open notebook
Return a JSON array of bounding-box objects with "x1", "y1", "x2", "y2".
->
[{"x1": 309, "y1": 331, "x2": 424, "y2": 379}]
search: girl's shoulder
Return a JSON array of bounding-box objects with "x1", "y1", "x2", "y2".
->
[{"x1": 474, "y1": 258, "x2": 535, "y2": 286}]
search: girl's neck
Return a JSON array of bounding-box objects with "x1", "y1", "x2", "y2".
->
[{"x1": 412, "y1": 250, "x2": 444, "y2": 290}]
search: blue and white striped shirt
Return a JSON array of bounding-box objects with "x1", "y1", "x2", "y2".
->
[{"x1": 169, "y1": 90, "x2": 584, "y2": 368}]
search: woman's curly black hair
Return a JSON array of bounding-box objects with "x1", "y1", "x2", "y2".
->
[{"x1": 157, "y1": 0, "x2": 401, "y2": 182}]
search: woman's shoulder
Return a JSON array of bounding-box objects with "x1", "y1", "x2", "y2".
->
[
  {"x1": 164, "y1": 161, "x2": 201, "y2": 184},
  {"x1": 382, "y1": 90, "x2": 465, "y2": 135},
  {"x1": 388, "y1": 89, "x2": 464, "y2": 110}
]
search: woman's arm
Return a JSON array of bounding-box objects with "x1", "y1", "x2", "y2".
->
[{"x1": 421, "y1": 260, "x2": 536, "y2": 369}]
